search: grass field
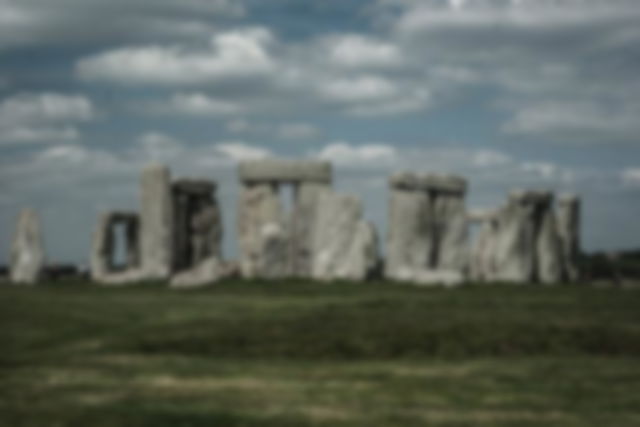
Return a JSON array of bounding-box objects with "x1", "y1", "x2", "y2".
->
[{"x1": 1, "y1": 280, "x2": 639, "y2": 426}]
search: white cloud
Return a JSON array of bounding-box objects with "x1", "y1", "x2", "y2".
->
[
  {"x1": 0, "y1": 93, "x2": 94, "y2": 144},
  {"x1": 214, "y1": 142, "x2": 272, "y2": 161},
  {"x1": 472, "y1": 149, "x2": 512, "y2": 168},
  {"x1": 147, "y1": 92, "x2": 244, "y2": 116},
  {"x1": 323, "y1": 34, "x2": 402, "y2": 69},
  {"x1": 621, "y1": 168, "x2": 640, "y2": 187},
  {"x1": 0, "y1": 93, "x2": 94, "y2": 125},
  {"x1": 76, "y1": 27, "x2": 275, "y2": 85},
  {"x1": 318, "y1": 75, "x2": 429, "y2": 116},
  {"x1": 317, "y1": 142, "x2": 397, "y2": 167},
  {"x1": 0, "y1": 126, "x2": 79, "y2": 143},
  {"x1": 137, "y1": 132, "x2": 184, "y2": 161},
  {"x1": 521, "y1": 161, "x2": 557, "y2": 179},
  {"x1": 276, "y1": 122, "x2": 320, "y2": 140}
]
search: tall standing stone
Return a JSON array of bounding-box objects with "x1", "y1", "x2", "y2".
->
[
  {"x1": 492, "y1": 191, "x2": 538, "y2": 283},
  {"x1": 237, "y1": 159, "x2": 332, "y2": 279},
  {"x1": 311, "y1": 190, "x2": 378, "y2": 281},
  {"x1": 10, "y1": 209, "x2": 45, "y2": 284},
  {"x1": 140, "y1": 164, "x2": 173, "y2": 280},
  {"x1": 536, "y1": 196, "x2": 564, "y2": 284},
  {"x1": 237, "y1": 183, "x2": 288, "y2": 279},
  {"x1": 557, "y1": 195, "x2": 581, "y2": 282},
  {"x1": 385, "y1": 172, "x2": 468, "y2": 285},
  {"x1": 385, "y1": 179, "x2": 431, "y2": 281},
  {"x1": 290, "y1": 181, "x2": 330, "y2": 277}
]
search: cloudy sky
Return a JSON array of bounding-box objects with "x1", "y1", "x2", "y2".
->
[{"x1": 1, "y1": 0, "x2": 640, "y2": 265}]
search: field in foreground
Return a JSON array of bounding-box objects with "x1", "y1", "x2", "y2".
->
[{"x1": 1, "y1": 280, "x2": 639, "y2": 426}]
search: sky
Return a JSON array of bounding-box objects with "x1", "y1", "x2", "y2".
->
[{"x1": 1, "y1": 0, "x2": 640, "y2": 266}]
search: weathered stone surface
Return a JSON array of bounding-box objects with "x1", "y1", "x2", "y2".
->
[
  {"x1": 238, "y1": 183, "x2": 289, "y2": 278},
  {"x1": 386, "y1": 172, "x2": 468, "y2": 285},
  {"x1": 90, "y1": 211, "x2": 139, "y2": 283},
  {"x1": 10, "y1": 209, "x2": 45, "y2": 284},
  {"x1": 172, "y1": 180, "x2": 221, "y2": 272},
  {"x1": 311, "y1": 191, "x2": 378, "y2": 281},
  {"x1": 390, "y1": 172, "x2": 467, "y2": 194},
  {"x1": 536, "y1": 200, "x2": 563, "y2": 284},
  {"x1": 140, "y1": 164, "x2": 173, "y2": 279},
  {"x1": 557, "y1": 195, "x2": 581, "y2": 282},
  {"x1": 170, "y1": 256, "x2": 224, "y2": 288},
  {"x1": 290, "y1": 182, "x2": 330, "y2": 277},
  {"x1": 385, "y1": 187, "x2": 432, "y2": 280},
  {"x1": 470, "y1": 219, "x2": 499, "y2": 282},
  {"x1": 492, "y1": 192, "x2": 538, "y2": 283},
  {"x1": 434, "y1": 193, "x2": 469, "y2": 273},
  {"x1": 239, "y1": 159, "x2": 332, "y2": 184}
]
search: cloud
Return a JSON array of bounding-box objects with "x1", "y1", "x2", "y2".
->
[
  {"x1": 0, "y1": 0, "x2": 244, "y2": 50},
  {"x1": 0, "y1": 93, "x2": 94, "y2": 144},
  {"x1": 502, "y1": 100, "x2": 640, "y2": 142},
  {"x1": 318, "y1": 75, "x2": 429, "y2": 116},
  {"x1": 621, "y1": 168, "x2": 640, "y2": 187},
  {"x1": 275, "y1": 123, "x2": 320, "y2": 140},
  {"x1": 317, "y1": 142, "x2": 397, "y2": 167},
  {"x1": 214, "y1": 142, "x2": 272, "y2": 161},
  {"x1": 322, "y1": 34, "x2": 402, "y2": 69},
  {"x1": 145, "y1": 93, "x2": 244, "y2": 116},
  {"x1": 76, "y1": 27, "x2": 275, "y2": 85}
]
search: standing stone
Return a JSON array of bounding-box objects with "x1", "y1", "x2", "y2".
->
[
  {"x1": 10, "y1": 209, "x2": 45, "y2": 284},
  {"x1": 312, "y1": 190, "x2": 378, "y2": 281},
  {"x1": 385, "y1": 172, "x2": 468, "y2": 285},
  {"x1": 557, "y1": 195, "x2": 581, "y2": 282},
  {"x1": 536, "y1": 197, "x2": 563, "y2": 284},
  {"x1": 469, "y1": 216, "x2": 499, "y2": 282},
  {"x1": 385, "y1": 180, "x2": 431, "y2": 281},
  {"x1": 492, "y1": 191, "x2": 538, "y2": 283},
  {"x1": 290, "y1": 181, "x2": 330, "y2": 277},
  {"x1": 140, "y1": 164, "x2": 173, "y2": 280},
  {"x1": 90, "y1": 212, "x2": 114, "y2": 281},
  {"x1": 90, "y1": 211, "x2": 143, "y2": 285},
  {"x1": 238, "y1": 183, "x2": 288, "y2": 279},
  {"x1": 433, "y1": 191, "x2": 469, "y2": 273}
]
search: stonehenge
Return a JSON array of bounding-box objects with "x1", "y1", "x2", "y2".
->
[
  {"x1": 385, "y1": 172, "x2": 469, "y2": 285},
  {"x1": 10, "y1": 209, "x2": 45, "y2": 284},
  {"x1": 6, "y1": 158, "x2": 583, "y2": 287}
]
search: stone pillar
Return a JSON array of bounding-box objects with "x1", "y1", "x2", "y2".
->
[
  {"x1": 290, "y1": 181, "x2": 330, "y2": 277},
  {"x1": 90, "y1": 212, "x2": 113, "y2": 281},
  {"x1": 311, "y1": 190, "x2": 378, "y2": 281},
  {"x1": 433, "y1": 188, "x2": 468, "y2": 273},
  {"x1": 557, "y1": 195, "x2": 581, "y2": 282},
  {"x1": 237, "y1": 182, "x2": 288, "y2": 279},
  {"x1": 10, "y1": 209, "x2": 45, "y2": 284},
  {"x1": 90, "y1": 211, "x2": 141, "y2": 284},
  {"x1": 385, "y1": 172, "x2": 468, "y2": 285},
  {"x1": 385, "y1": 175, "x2": 431, "y2": 281},
  {"x1": 140, "y1": 164, "x2": 173, "y2": 280},
  {"x1": 237, "y1": 159, "x2": 332, "y2": 279},
  {"x1": 492, "y1": 191, "x2": 538, "y2": 283},
  {"x1": 536, "y1": 195, "x2": 563, "y2": 284}
]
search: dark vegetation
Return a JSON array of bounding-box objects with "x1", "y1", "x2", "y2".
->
[{"x1": 1, "y1": 280, "x2": 639, "y2": 426}]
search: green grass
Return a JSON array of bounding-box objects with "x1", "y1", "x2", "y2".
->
[{"x1": 1, "y1": 280, "x2": 639, "y2": 426}]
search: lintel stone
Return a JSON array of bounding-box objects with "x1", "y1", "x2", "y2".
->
[
  {"x1": 390, "y1": 172, "x2": 467, "y2": 194},
  {"x1": 239, "y1": 160, "x2": 332, "y2": 184}
]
